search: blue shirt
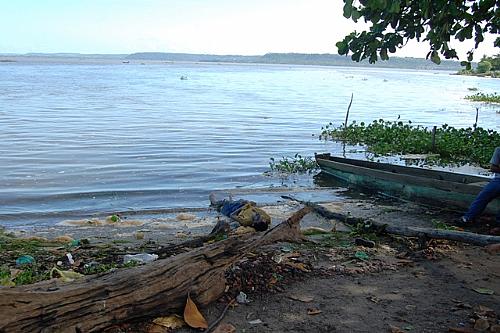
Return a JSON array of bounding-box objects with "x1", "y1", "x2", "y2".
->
[{"x1": 491, "y1": 147, "x2": 500, "y2": 178}]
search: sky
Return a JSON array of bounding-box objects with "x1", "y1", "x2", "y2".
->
[{"x1": 1, "y1": 0, "x2": 498, "y2": 59}]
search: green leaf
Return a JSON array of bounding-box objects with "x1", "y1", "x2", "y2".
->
[
  {"x1": 336, "y1": 41, "x2": 349, "y2": 55},
  {"x1": 472, "y1": 287, "x2": 494, "y2": 295},
  {"x1": 389, "y1": 1, "x2": 400, "y2": 13},
  {"x1": 343, "y1": 0, "x2": 353, "y2": 18},
  {"x1": 430, "y1": 51, "x2": 441, "y2": 65},
  {"x1": 351, "y1": 9, "x2": 361, "y2": 21},
  {"x1": 380, "y1": 48, "x2": 389, "y2": 60}
]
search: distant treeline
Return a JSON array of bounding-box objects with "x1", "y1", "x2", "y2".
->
[{"x1": 126, "y1": 52, "x2": 463, "y2": 70}]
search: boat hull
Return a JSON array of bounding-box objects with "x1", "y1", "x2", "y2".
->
[{"x1": 315, "y1": 154, "x2": 500, "y2": 214}]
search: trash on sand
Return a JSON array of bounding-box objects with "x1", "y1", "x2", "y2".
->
[
  {"x1": 184, "y1": 294, "x2": 208, "y2": 329},
  {"x1": 288, "y1": 294, "x2": 314, "y2": 303},
  {"x1": 307, "y1": 308, "x2": 322, "y2": 315},
  {"x1": 66, "y1": 253, "x2": 75, "y2": 265},
  {"x1": 50, "y1": 267, "x2": 84, "y2": 282},
  {"x1": 248, "y1": 319, "x2": 263, "y2": 325},
  {"x1": 152, "y1": 314, "x2": 185, "y2": 329},
  {"x1": 212, "y1": 323, "x2": 236, "y2": 333},
  {"x1": 236, "y1": 291, "x2": 250, "y2": 304},
  {"x1": 135, "y1": 232, "x2": 145, "y2": 240},
  {"x1": 176, "y1": 213, "x2": 196, "y2": 221},
  {"x1": 234, "y1": 226, "x2": 255, "y2": 234},
  {"x1": 123, "y1": 253, "x2": 158, "y2": 264},
  {"x1": 355, "y1": 238, "x2": 375, "y2": 248},
  {"x1": 285, "y1": 262, "x2": 310, "y2": 272},
  {"x1": 472, "y1": 287, "x2": 494, "y2": 295},
  {"x1": 389, "y1": 324, "x2": 404, "y2": 333},
  {"x1": 54, "y1": 235, "x2": 74, "y2": 243},
  {"x1": 0, "y1": 269, "x2": 20, "y2": 287},
  {"x1": 15, "y1": 255, "x2": 35, "y2": 267},
  {"x1": 354, "y1": 251, "x2": 369, "y2": 260}
]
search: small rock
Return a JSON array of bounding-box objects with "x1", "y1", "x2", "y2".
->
[
  {"x1": 474, "y1": 318, "x2": 490, "y2": 331},
  {"x1": 490, "y1": 324, "x2": 500, "y2": 333}
]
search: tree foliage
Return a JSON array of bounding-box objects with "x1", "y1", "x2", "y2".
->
[{"x1": 337, "y1": 0, "x2": 500, "y2": 68}]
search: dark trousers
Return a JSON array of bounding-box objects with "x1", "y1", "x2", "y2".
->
[{"x1": 464, "y1": 178, "x2": 500, "y2": 223}]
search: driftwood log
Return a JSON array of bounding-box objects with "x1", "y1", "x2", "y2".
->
[
  {"x1": 282, "y1": 196, "x2": 500, "y2": 246},
  {"x1": 0, "y1": 207, "x2": 311, "y2": 333}
]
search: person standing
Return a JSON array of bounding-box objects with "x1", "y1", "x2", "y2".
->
[{"x1": 459, "y1": 147, "x2": 500, "y2": 226}]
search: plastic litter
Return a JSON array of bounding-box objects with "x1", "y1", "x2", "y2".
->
[
  {"x1": 236, "y1": 291, "x2": 250, "y2": 304},
  {"x1": 123, "y1": 253, "x2": 158, "y2": 264},
  {"x1": 66, "y1": 253, "x2": 75, "y2": 265},
  {"x1": 15, "y1": 255, "x2": 35, "y2": 266}
]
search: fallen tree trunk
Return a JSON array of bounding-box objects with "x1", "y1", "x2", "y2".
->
[
  {"x1": 0, "y1": 207, "x2": 311, "y2": 333},
  {"x1": 283, "y1": 196, "x2": 500, "y2": 246}
]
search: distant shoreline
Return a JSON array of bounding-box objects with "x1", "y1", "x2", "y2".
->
[{"x1": 0, "y1": 52, "x2": 464, "y2": 71}]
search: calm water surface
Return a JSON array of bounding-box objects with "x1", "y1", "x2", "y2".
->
[{"x1": 0, "y1": 62, "x2": 499, "y2": 226}]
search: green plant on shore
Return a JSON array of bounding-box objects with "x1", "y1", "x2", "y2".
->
[
  {"x1": 269, "y1": 153, "x2": 318, "y2": 174},
  {"x1": 465, "y1": 92, "x2": 500, "y2": 104},
  {"x1": 320, "y1": 119, "x2": 500, "y2": 168}
]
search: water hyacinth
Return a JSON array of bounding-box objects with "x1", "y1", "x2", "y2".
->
[{"x1": 320, "y1": 119, "x2": 500, "y2": 168}]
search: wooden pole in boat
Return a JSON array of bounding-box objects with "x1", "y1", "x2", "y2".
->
[
  {"x1": 431, "y1": 126, "x2": 437, "y2": 152},
  {"x1": 344, "y1": 93, "x2": 354, "y2": 130}
]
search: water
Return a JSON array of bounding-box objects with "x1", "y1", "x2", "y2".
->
[{"x1": 0, "y1": 62, "x2": 499, "y2": 226}]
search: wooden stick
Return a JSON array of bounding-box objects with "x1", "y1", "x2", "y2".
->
[
  {"x1": 282, "y1": 196, "x2": 500, "y2": 246},
  {"x1": 344, "y1": 93, "x2": 354, "y2": 130}
]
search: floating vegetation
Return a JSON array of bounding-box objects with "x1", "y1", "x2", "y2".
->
[
  {"x1": 320, "y1": 119, "x2": 500, "y2": 168},
  {"x1": 465, "y1": 92, "x2": 500, "y2": 104},
  {"x1": 269, "y1": 154, "x2": 318, "y2": 174}
]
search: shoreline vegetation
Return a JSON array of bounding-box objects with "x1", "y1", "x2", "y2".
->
[
  {"x1": 465, "y1": 92, "x2": 500, "y2": 104},
  {"x1": 320, "y1": 120, "x2": 500, "y2": 168},
  {"x1": 0, "y1": 52, "x2": 464, "y2": 70},
  {"x1": 456, "y1": 54, "x2": 500, "y2": 78}
]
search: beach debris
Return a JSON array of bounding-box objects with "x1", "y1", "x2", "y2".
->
[
  {"x1": 212, "y1": 323, "x2": 236, "y2": 333},
  {"x1": 288, "y1": 294, "x2": 314, "y2": 303},
  {"x1": 15, "y1": 255, "x2": 35, "y2": 267},
  {"x1": 0, "y1": 269, "x2": 20, "y2": 287},
  {"x1": 389, "y1": 324, "x2": 404, "y2": 333},
  {"x1": 184, "y1": 294, "x2": 208, "y2": 329},
  {"x1": 123, "y1": 253, "x2": 158, "y2": 264},
  {"x1": 234, "y1": 226, "x2": 255, "y2": 235},
  {"x1": 472, "y1": 288, "x2": 494, "y2": 295},
  {"x1": 106, "y1": 214, "x2": 121, "y2": 223},
  {"x1": 248, "y1": 319, "x2": 263, "y2": 325},
  {"x1": 50, "y1": 267, "x2": 84, "y2": 282},
  {"x1": 474, "y1": 318, "x2": 490, "y2": 331},
  {"x1": 355, "y1": 238, "x2": 375, "y2": 248},
  {"x1": 54, "y1": 235, "x2": 74, "y2": 243},
  {"x1": 135, "y1": 232, "x2": 145, "y2": 240},
  {"x1": 66, "y1": 253, "x2": 75, "y2": 265},
  {"x1": 354, "y1": 251, "x2": 369, "y2": 260},
  {"x1": 176, "y1": 213, "x2": 196, "y2": 221},
  {"x1": 236, "y1": 291, "x2": 250, "y2": 304},
  {"x1": 307, "y1": 308, "x2": 322, "y2": 315},
  {"x1": 152, "y1": 314, "x2": 185, "y2": 329}
]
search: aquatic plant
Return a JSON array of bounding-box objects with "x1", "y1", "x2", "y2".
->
[
  {"x1": 320, "y1": 119, "x2": 500, "y2": 168},
  {"x1": 465, "y1": 92, "x2": 500, "y2": 104},
  {"x1": 269, "y1": 154, "x2": 318, "y2": 174}
]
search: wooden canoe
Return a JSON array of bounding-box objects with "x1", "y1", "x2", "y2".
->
[{"x1": 315, "y1": 153, "x2": 500, "y2": 214}]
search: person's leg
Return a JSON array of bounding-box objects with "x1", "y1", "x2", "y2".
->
[{"x1": 463, "y1": 179, "x2": 500, "y2": 222}]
